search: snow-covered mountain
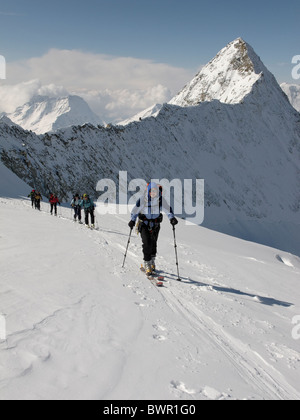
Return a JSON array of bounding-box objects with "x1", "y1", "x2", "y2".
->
[
  {"x1": 5, "y1": 95, "x2": 102, "y2": 134},
  {"x1": 169, "y1": 38, "x2": 285, "y2": 107},
  {"x1": 0, "y1": 38, "x2": 300, "y2": 256},
  {"x1": 281, "y1": 83, "x2": 300, "y2": 112}
]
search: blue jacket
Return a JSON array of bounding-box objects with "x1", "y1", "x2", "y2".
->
[
  {"x1": 80, "y1": 197, "x2": 95, "y2": 210},
  {"x1": 130, "y1": 182, "x2": 174, "y2": 223}
]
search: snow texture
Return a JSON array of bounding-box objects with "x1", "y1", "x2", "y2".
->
[
  {"x1": 5, "y1": 95, "x2": 101, "y2": 134},
  {"x1": 0, "y1": 192, "x2": 299, "y2": 400}
]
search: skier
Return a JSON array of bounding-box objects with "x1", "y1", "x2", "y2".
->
[
  {"x1": 70, "y1": 193, "x2": 82, "y2": 223},
  {"x1": 128, "y1": 182, "x2": 178, "y2": 275},
  {"x1": 80, "y1": 193, "x2": 95, "y2": 227},
  {"x1": 28, "y1": 189, "x2": 36, "y2": 208},
  {"x1": 49, "y1": 193, "x2": 60, "y2": 216},
  {"x1": 34, "y1": 191, "x2": 42, "y2": 210}
]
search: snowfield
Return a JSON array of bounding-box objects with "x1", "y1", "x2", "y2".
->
[{"x1": 0, "y1": 190, "x2": 299, "y2": 400}]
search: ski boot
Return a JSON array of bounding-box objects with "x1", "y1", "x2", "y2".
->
[
  {"x1": 150, "y1": 257, "x2": 156, "y2": 273},
  {"x1": 142, "y1": 261, "x2": 152, "y2": 276}
]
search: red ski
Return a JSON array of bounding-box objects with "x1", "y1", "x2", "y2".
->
[{"x1": 140, "y1": 266, "x2": 164, "y2": 287}]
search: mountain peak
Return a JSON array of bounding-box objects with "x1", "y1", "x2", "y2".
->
[
  {"x1": 169, "y1": 38, "x2": 277, "y2": 106},
  {"x1": 7, "y1": 94, "x2": 102, "y2": 134}
]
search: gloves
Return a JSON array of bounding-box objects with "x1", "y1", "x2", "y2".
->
[
  {"x1": 170, "y1": 217, "x2": 178, "y2": 226},
  {"x1": 128, "y1": 220, "x2": 135, "y2": 229}
]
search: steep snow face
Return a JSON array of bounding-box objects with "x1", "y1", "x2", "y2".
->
[
  {"x1": 281, "y1": 83, "x2": 300, "y2": 112},
  {"x1": 6, "y1": 95, "x2": 101, "y2": 134},
  {"x1": 169, "y1": 38, "x2": 285, "y2": 107}
]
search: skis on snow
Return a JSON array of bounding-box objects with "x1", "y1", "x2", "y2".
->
[{"x1": 140, "y1": 266, "x2": 164, "y2": 287}]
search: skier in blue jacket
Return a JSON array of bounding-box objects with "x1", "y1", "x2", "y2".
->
[
  {"x1": 128, "y1": 182, "x2": 178, "y2": 275},
  {"x1": 80, "y1": 194, "x2": 95, "y2": 227}
]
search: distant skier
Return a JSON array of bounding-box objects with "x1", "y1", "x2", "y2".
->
[
  {"x1": 80, "y1": 193, "x2": 95, "y2": 227},
  {"x1": 28, "y1": 189, "x2": 36, "y2": 208},
  {"x1": 34, "y1": 191, "x2": 42, "y2": 210},
  {"x1": 49, "y1": 193, "x2": 60, "y2": 216},
  {"x1": 128, "y1": 182, "x2": 178, "y2": 275},
  {"x1": 70, "y1": 193, "x2": 82, "y2": 223}
]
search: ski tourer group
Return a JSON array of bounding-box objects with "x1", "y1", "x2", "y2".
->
[
  {"x1": 28, "y1": 183, "x2": 179, "y2": 278},
  {"x1": 28, "y1": 190, "x2": 96, "y2": 227}
]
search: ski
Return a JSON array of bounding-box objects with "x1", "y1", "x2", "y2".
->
[{"x1": 140, "y1": 266, "x2": 164, "y2": 287}]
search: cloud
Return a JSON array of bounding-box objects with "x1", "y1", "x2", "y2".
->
[
  {"x1": 0, "y1": 80, "x2": 69, "y2": 113},
  {"x1": 1, "y1": 49, "x2": 194, "y2": 121}
]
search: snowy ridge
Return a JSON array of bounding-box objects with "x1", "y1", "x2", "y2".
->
[
  {"x1": 0, "y1": 196, "x2": 299, "y2": 400},
  {"x1": 119, "y1": 103, "x2": 162, "y2": 125},
  {"x1": 0, "y1": 114, "x2": 20, "y2": 128},
  {"x1": 5, "y1": 95, "x2": 101, "y2": 134},
  {"x1": 0, "y1": 38, "x2": 300, "y2": 256}
]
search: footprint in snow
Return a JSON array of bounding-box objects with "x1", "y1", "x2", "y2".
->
[{"x1": 153, "y1": 334, "x2": 167, "y2": 341}]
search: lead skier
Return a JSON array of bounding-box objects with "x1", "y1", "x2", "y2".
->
[{"x1": 128, "y1": 182, "x2": 178, "y2": 275}]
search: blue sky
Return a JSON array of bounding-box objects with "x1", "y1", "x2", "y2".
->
[
  {"x1": 0, "y1": 0, "x2": 299, "y2": 121},
  {"x1": 0, "y1": 0, "x2": 299, "y2": 81}
]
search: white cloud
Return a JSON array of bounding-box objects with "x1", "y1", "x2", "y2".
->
[
  {"x1": 0, "y1": 80, "x2": 69, "y2": 113},
  {"x1": 0, "y1": 49, "x2": 194, "y2": 121}
]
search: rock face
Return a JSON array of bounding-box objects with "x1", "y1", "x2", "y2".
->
[{"x1": 1, "y1": 38, "x2": 300, "y2": 255}]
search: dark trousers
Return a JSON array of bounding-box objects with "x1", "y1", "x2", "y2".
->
[
  {"x1": 35, "y1": 199, "x2": 41, "y2": 210},
  {"x1": 84, "y1": 209, "x2": 94, "y2": 225},
  {"x1": 50, "y1": 203, "x2": 57, "y2": 215},
  {"x1": 140, "y1": 224, "x2": 160, "y2": 262},
  {"x1": 74, "y1": 206, "x2": 81, "y2": 221}
]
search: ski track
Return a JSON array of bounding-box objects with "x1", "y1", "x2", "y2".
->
[
  {"x1": 1, "y1": 197, "x2": 299, "y2": 400},
  {"x1": 160, "y1": 285, "x2": 299, "y2": 400}
]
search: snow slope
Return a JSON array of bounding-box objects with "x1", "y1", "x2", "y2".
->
[
  {"x1": 6, "y1": 95, "x2": 101, "y2": 134},
  {"x1": 119, "y1": 103, "x2": 162, "y2": 125},
  {"x1": 0, "y1": 161, "x2": 31, "y2": 198},
  {"x1": 0, "y1": 195, "x2": 299, "y2": 400},
  {"x1": 281, "y1": 83, "x2": 300, "y2": 113}
]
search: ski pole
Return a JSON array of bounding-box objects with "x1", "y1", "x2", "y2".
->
[
  {"x1": 172, "y1": 226, "x2": 181, "y2": 281},
  {"x1": 95, "y1": 212, "x2": 99, "y2": 230},
  {"x1": 122, "y1": 228, "x2": 133, "y2": 268}
]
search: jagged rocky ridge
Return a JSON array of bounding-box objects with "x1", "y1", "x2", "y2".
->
[{"x1": 1, "y1": 38, "x2": 300, "y2": 255}]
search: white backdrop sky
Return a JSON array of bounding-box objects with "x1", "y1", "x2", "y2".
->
[{"x1": 0, "y1": 0, "x2": 299, "y2": 122}]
